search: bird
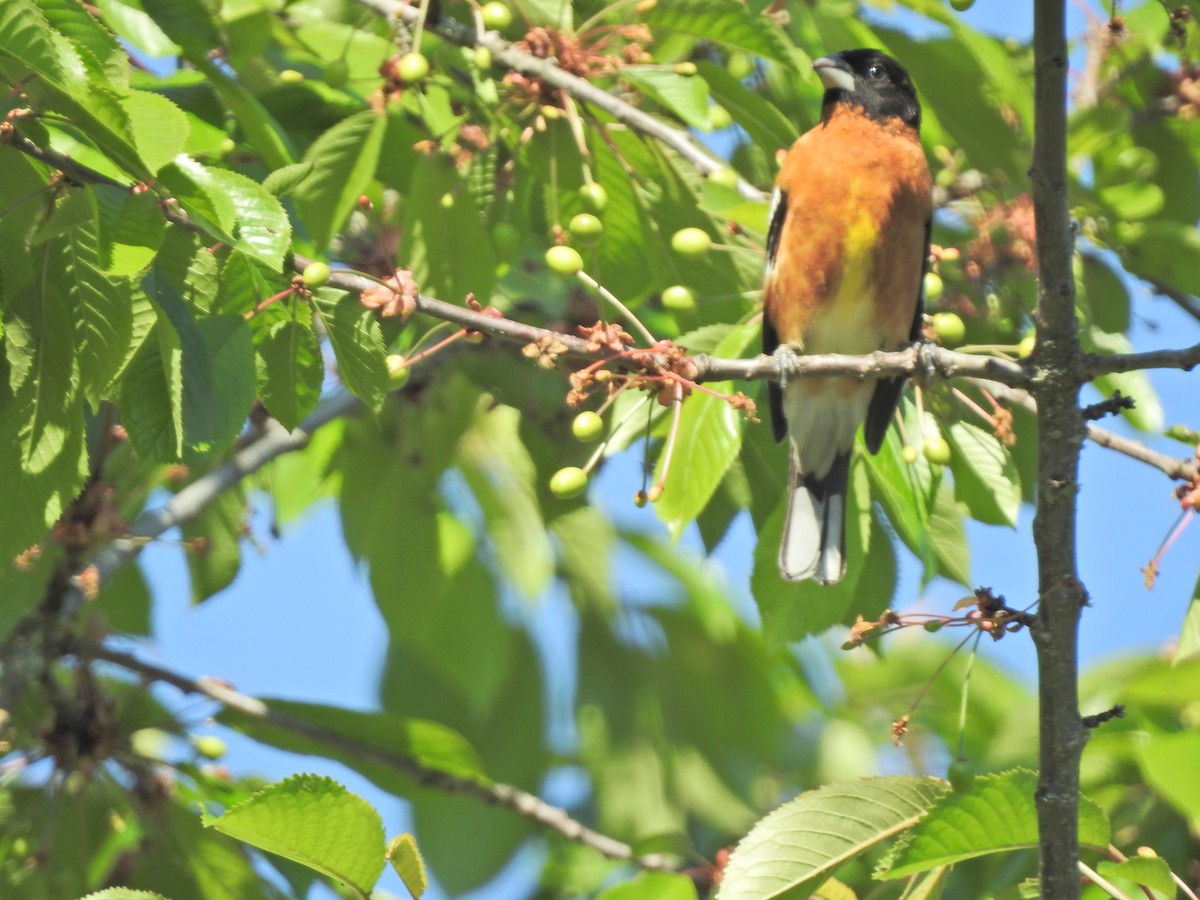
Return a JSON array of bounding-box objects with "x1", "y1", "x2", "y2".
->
[{"x1": 762, "y1": 48, "x2": 932, "y2": 584}]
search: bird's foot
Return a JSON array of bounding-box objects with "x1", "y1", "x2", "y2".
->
[{"x1": 772, "y1": 344, "x2": 801, "y2": 391}]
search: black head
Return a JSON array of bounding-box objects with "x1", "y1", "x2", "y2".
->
[{"x1": 813, "y1": 49, "x2": 921, "y2": 130}]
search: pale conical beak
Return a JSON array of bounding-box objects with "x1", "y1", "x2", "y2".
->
[{"x1": 813, "y1": 55, "x2": 855, "y2": 92}]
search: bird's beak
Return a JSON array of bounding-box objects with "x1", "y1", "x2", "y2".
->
[{"x1": 813, "y1": 55, "x2": 855, "y2": 93}]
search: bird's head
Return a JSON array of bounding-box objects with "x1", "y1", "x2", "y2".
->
[{"x1": 813, "y1": 49, "x2": 921, "y2": 130}]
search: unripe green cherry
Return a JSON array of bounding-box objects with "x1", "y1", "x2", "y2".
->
[
  {"x1": 545, "y1": 245, "x2": 584, "y2": 276},
  {"x1": 550, "y1": 466, "x2": 587, "y2": 498},
  {"x1": 192, "y1": 735, "x2": 227, "y2": 759},
  {"x1": 671, "y1": 227, "x2": 712, "y2": 257},
  {"x1": 931, "y1": 312, "x2": 966, "y2": 346},
  {"x1": 301, "y1": 261, "x2": 331, "y2": 288},
  {"x1": 396, "y1": 52, "x2": 430, "y2": 84},
  {"x1": 579, "y1": 182, "x2": 608, "y2": 214},
  {"x1": 480, "y1": 1, "x2": 513, "y2": 29},
  {"x1": 707, "y1": 167, "x2": 740, "y2": 189},
  {"x1": 923, "y1": 270, "x2": 944, "y2": 302},
  {"x1": 947, "y1": 758, "x2": 976, "y2": 793},
  {"x1": 923, "y1": 434, "x2": 952, "y2": 466},
  {"x1": 949, "y1": 0, "x2": 976, "y2": 11},
  {"x1": 901, "y1": 445, "x2": 920, "y2": 465},
  {"x1": 923, "y1": 619, "x2": 944, "y2": 633},
  {"x1": 727, "y1": 51, "x2": 755, "y2": 79},
  {"x1": 674, "y1": 61, "x2": 697, "y2": 76},
  {"x1": 572, "y1": 411, "x2": 603, "y2": 442},
  {"x1": 474, "y1": 46, "x2": 493, "y2": 70},
  {"x1": 709, "y1": 104, "x2": 733, "y2": 130},
  {"x1": 386, "y1": 354, "x2": 411, "y2": 389},
  {"x1": 661, "y1": 285, "x2": 696, "y2": 311},
  {"x1": 1018, "y1": 333, "x2": 1036, "y2": 358},
  {"x1": 279, "y1": 68, "x2": 305, "y2": 84},
  {"x1": 568, "y1": 213, "x2": 603, "y2": 245}
]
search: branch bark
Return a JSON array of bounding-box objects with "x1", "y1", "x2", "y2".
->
[
  {"x1": 1030, "y1": 2, "x2": 1089, "y2": 896},
  {"x1": 73, "y1": 639, "x2": 672, "y2": 871}
]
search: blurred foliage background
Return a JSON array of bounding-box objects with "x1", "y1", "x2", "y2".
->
[{"x1": 1, "y1": 0, "x2": 1199, "y2": 896}]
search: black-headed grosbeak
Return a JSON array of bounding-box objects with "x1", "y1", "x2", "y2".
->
[{"x1": 763, "y1": 49, "x2": 932, "y2": 584}]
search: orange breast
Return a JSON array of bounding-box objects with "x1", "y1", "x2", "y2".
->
[{"x1": 763, "y1": 105, "x2": 932, "y2": 354}]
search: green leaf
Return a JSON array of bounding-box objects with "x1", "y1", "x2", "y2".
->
[
  {"x1": 218, "y1": 700, "x2": 489, "y2": 787},
  {"x1": 1174, "y1": 570, "x2": 1200, "y2": 663},
  {"x1": 202, "y1": 773, "x2": 385, "y2": 897},
  {"x1": 654, "y1": 319, "x2": 757, "y2": 538},
  {"x1": 878, "y1": 770, "x2": 1111, "y2": 879},
  {"x1": 864, "y1": 414, "x2": 938, "y2": 582},
  {"x1": 386, "y1": 833, "x2": 428, "y2": 900},
  {"x1": 945, "y1": 421, "x2": 1021, "y2": 527},
  {"x1": 696, "y1": 60, "x2": 797, "y2": 152},
  {"x1": 1095, "y1": 857, "x2": 1176, "y2": 896},
  {"x1": 118, "y1": 321, "x2": 182, "y2": 461},
  {"x1": 717, "y1": 776, "x2": 947, "y2": 899},
  {"x1": 205, "y1": 167, "x2": 291, "y2": 272},
  {"x1": 180, "y1": 487, "x2": 244, "y2": 603},
  {"x1": 194, "y1": 57, "x2": 296, "y2": 170},
  {"x1": 621, "y1": 67, "x2": 711, "y2": 130},
  {"x1": 457, "y1": 404, "x2": 554, "y2": 601},
  {"x1": 1078, "y1": 253, "x2": 1130, "y2": 334},
  {"x1": 93, "y1": 184, "x2": 166, "y2": 275},
  {"x1": 598, "y1": 872, "x2": 699, "y2": 900},
  {"x1": 1138, "y1": 729, "x2": 1200, "y2": 825},
  {"x1": 99, "y1": 560, "x2": 152, "y2": 636},
  {"x1": 0, "y1": 0, "x2": 145, "y2": 176},
  {"x1": 122, "y1": 90, "x2": 189, "y2": 174},
  {"x1": 96, "y1": 0, "x2": 177, "y2": 57},
  {"x1": 2, "y1": 243, "x2": 79, "y2": 471},
  {"x1": 1121, "y1": 220, "x2": 1200, "y2": 298},
  {"x1": 139, "y1": 0, "x2": 222, "y2": 59},
  {"x1": 309, "y1": 288, "x2": 387, "y2": 410},
  {"x1": 512, "y1": 0, "x2": 570, "y2": 28},
  {"x1": 1087, "y1": 328, "x2": 1163, "y2": 432},
  {"x1": 399, "y1": 153, "x2": 496, "y2": 305},
  {"x1": 255, "y1": 317, "x2": 323, "y2": 431},
  {"x1": 42, "y1": 203, "x2": 134, "y2": 404},
  {"x1": 928, "y1": 477, "x2": 971, "y2": 587},
  {"x1": 644, "y1": 0, "x2": 794, "y2": 64},
  {"x1": 39, "y1": 0, "x2": 129, "y2": 89},
  {"x1": 262, "y1": 161, "x2": 315, "y2": 198},
  {"x1": 157, "y1": 155, "x2": 239, "y2": 242},
  {"x1": 292, "y1": 110, "x2": 387, "y2": 251}
]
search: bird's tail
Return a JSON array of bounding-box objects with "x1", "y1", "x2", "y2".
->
[{"x1": 779, "y1": 449, "x2": 850, "y2": 584}]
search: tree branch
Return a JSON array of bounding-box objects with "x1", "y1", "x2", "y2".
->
[
  {"x1": 1082, "y1": 342, "x2": 1200, "y2": 378},
  {"x1": 973, "y1": 379, "x2": 1196, "y2": 482},
  {"x1": 1030, "y1": 1, "x2": 1088, "y2": 895},
  {"x1": 72, "y1": 639, "x2": 672, "y2": 871},
  {"x1": 352, "y1": 0, "x2": 769, "y2": 202}
]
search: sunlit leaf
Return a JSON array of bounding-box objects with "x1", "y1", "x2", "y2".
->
[
  {"x1": 718, "y1": 776, "x2": 946, "y2": 900},
  {"x1": 878, "y1": 770, "x2": 1110, "y2": 879},
  {"x1": 202, "y1": 774, "x2": 385, "y2": 896}
]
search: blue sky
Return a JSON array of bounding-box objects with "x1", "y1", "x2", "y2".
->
[{"x1": 128, "y1": 2, "x2": 1200, "y2": 898}]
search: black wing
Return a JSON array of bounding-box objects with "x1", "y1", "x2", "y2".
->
[
  {"x1": 863, "y1": 216, "x2": 931, "y2": 455},
  {"x1": 763, "y1": 187, "x2": 788, "y2": 444}
]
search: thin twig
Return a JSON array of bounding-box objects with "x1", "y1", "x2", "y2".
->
[
  {"x1": 72, "y1": 639, "x2": 673, "y2": 871},
  {"x1": 969, "y1": 379, "x2": 1196, "y2": 482},
  {"x1": 1078, "y1": 860, "x2": 1133, "y2": 900}
]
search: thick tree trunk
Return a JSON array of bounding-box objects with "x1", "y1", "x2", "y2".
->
[{"x1": 1029, "y1": 2, "x2": 1089, "y2": 897}]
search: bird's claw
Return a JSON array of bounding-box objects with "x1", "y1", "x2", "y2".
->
[{"x1": 772, "y1": 344, "x2": 801, "y2": 391}]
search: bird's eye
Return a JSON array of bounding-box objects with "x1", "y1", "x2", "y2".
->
[{"x1": 867, "y1": 64, "x2": 884, "y2": 79}]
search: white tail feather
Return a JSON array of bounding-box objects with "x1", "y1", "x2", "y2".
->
[{"x1": 778, "y1": 449, "x2": 848, "y2": 585}]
